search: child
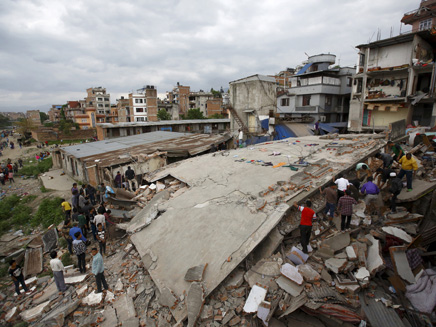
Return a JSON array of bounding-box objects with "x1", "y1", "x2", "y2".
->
[
  {"x1": 96, "y1": 223, "x2": 106, "y2": 255},
  {"x1": 9, "y1": 260, "x2": 29, "y2": 295},
  {"x1": 72, "y1": 232, "x2": 87, "y2": 273},
  {"x1": 8, "y1": 171, "x2": 14, "y2": 184},
  {"x1": 50, "y1": 251, "x2": 67, "y2": 294}
]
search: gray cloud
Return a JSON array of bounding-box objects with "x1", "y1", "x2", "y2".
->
[{"x1": 0, "y1": 0, "x2": 414, "y2": 111}]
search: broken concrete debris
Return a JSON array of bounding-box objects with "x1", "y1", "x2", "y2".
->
[{"x1": 3, "y1": 134, "x2": 436, "y2": 327}]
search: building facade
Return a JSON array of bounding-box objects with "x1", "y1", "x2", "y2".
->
[
  {"x1": 129, "y1": 85, "x2": 158, "y2": 122},
  {"x1": 26, "y1": 110, "x2": 41, "y2": 126},
  {"x1": 228, "y1": 75, "x2": 277, "y2": 134},
  {"x1": 348, "y1": 1, "x2": 436, "y2": 131},
  {"x1": 276, "y1": 54, "x2": 353, "y2": 123}
]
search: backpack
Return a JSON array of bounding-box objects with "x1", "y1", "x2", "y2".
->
[{"x1": 390, "y1": 178, "x2": 403, "y2": 194}]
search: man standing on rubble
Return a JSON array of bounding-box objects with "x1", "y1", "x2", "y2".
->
[
  {"x1": 337, "y1": 190, "x2": 358, "y2": 232},
  {"x1": 125, "y1": 166, "x2": 136, "y2": 191},
  {"x1": 319, "y1": 183, "x2": 337, "y2": 223},
  {"x1": 360, "y1": 177, "x2": 382, "y2": 216},
  {"x1": 398, "y1": 153, "x2": 418, "y2": 192},
  {"x1": 293, "y1": 200, "x2": 316, "y2": 254},
  {"x1": 72, "y1": 232, "x2": 87, "y2": 274},
  {"x1": 388, "y1": 172, "x2": 403, "y2": 213},
  {"x1": 91, "y1": 247, "x2": 109, "y2": 293},
  {"x1": 333, "y1": 174, "x2": 350, "y2": 198}
]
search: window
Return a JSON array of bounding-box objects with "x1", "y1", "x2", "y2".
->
[
  {"x1": 136, "y1": 108, "x2": 144, "y2": 113},
  {"x1": 347, "y1": 77, "x2": 352, "y2": 87},
  {"x1": 325, "y1": 95, "x2": 332, "y2": 106},
  {"x1": 419, "y1": 18, "x2": 432, "y2": 31},
  {"x1": 81, "y1": 119, "x2": 87, "y2": 123},
  {"x1": 97, "y1": 97, "x2": 103, "y2": 101},
  {"x1": 98, "y1": 104, "x2": 103, "y2": 107},
  {"x1": 136, "y1": 117, "x2": 145, "y2": 122},
  {"x1": 281, "y1": 98, "x2": 290, "y2": 106},
  {"x1": 302, "y1": 95, "x2": 311, "y2": 106},
  {"x1": 98, "y1": 110, "x2": 104, "y2": 114},
  {"x1": 114, "y1": 118, "x2": 118, "y2": 121},
  {"x1": 135, "y1": 99, "x2": 144, "y2": 104},
  {"x1": 104, "y1": 97, "x2": 109, "y2": 101},
  {"x1": 357, "y1": 79, "x2": 363, "y2": 93},
  {"x1": 359, "y1": 53, "x2": 365, "y2": 67},
  {"x1": 105, "y1": 104, "x2": 109, "y2": 107}
]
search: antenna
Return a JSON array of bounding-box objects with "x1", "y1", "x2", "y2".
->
[
  {"x1": 368, "y1": 31, "x2": 375, "y2": 43},
  {"x1": 304, "y1": 52, "x2": 309, "y2": 58}
]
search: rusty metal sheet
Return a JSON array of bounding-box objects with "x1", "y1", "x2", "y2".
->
[{"x1": 359, "y1": 294, "x2": 406, "y2": 327}]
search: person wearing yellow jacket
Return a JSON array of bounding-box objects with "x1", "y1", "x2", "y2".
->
[{"x1": 397, "y1": 153, "x2": 418, "y2": 192}]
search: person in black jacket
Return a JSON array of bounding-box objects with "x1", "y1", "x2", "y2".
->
[
  {"x1": 389, "y1": 172, "x2": 403, "y2": 213},
  {"x1": 125, "y1": 166, "x2": 135, "y2": 191}
]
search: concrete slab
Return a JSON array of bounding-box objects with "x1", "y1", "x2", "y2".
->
[
  {"x1": 366, "y1": 235, "x2": 384, "y2": 275},
  {"x1": 184, "y1": 264, "x2": 207, "y2": 282},
  {"x1": 20, "y1": 300, "x2": 50, "y2": 322},
  {"x1": 129, "y1": 135, "x2": 384, "y2": 321},
  {"x1": 33, "y1": 282, "x2": 58, "y2": 305},
  {"x1": 186, "y1": 282, "x2": 205, "y2": 327},
  {"x1": 243, "y1": 285, "x2": 267, "y2": 313},
  {"x1": 24, "y1": 247, "x2": 43, "y2": 277},
  {"x1": 251, "y1": 227, "x2": 284, "y2": 262},
  {"x1": 325, "y1": 258, "x2": 348, "y2": 274},
  {"x1": 64, "y1": 274, "x2": 87, "y2": 284},
  {"x1": 298, "y1": 264, "x2": 321, "y2": 282},
  {"x1": 276, "y1": 276, "x2": 304, "y2": 297},
  {"x1": 113, "y1": 294, "x2": 136, "y2": 322},
  {"x1": 382, "y1": 227, "x2": 412, "y2": 243},
  {"x1": 281, "y1": 263, "x2": 304, "y2": 285},
  {"x1": 390, "y1": 246, "x2": 415, "y2": 284},
  {"x1": 101, "y1": 306, "x2": 118, "y2": 327},
  {"x1": 397, "y1": 179, "x2": 436, "y2": 203},
  {"x1": 245, "y1": 259, "x2": 281, "y2": 289},
  {"x1": 40, "y1": 299, "x2": 81, "y2": 326},
  {"x1": 42, "y1": 228, "x2": 58, "y2": 253},
  {"x1": 320, "y1": 232, "x2": 350, "y2": 252},
  {"x1": 83, "y1": 291, "x2": 103, "y2": 306},
  {"x1": 40, "y1": 168, "x2": 76, "y2": 191}
]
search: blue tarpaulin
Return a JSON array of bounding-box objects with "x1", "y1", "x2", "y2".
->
[
  {"x1": 260, "y1": 119, "x2": 296, "y2": 140},
  {"x1": 296, "y1": 63, "x2": 313, "y2": 75}
]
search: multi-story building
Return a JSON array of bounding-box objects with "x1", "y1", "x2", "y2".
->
[
  {"x1": 348, "y1": 1, "x2": 436, "y2": 131},
  {"x1": 116, "y1": 96, "x2": 130, "y2": 123},
  {"x1": 276, "y1": 54, "x2": 353, "y2": 123},
  {"x1": 129, "y1": 85, "x2": 158, "y2": 122},
  {"x1": 228, "y1": 75, "x2": 277, "y2": 134},
  {"x1": 2, "y1": 112, "x2": 25, "y2": 121},
  {"x1": 167, "y1": 83, "x2": 190, "y2": 115},
  {"x1": 26, "y1": 110, "x2": 41, "y2": 126},
  {"x1": 401, "y1": 0, "x2": 436, "y2": 33},
  {"x1": 274, "y1": 68, "x2": 295, "y2": 88}
]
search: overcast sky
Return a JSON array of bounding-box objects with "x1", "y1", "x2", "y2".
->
[{"x1": 0, "y1": 0, "x2": 414, "y2": 112}]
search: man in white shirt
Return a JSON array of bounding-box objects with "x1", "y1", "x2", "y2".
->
[
  {"x1": 238, "y1": 129, "x2": 243, "y2": 147},
  {"x1": 50, "y1": 251, "x2": 67, "y2": 293},
  {"x1": 94, "y1": 213, "x2": 106, "y2": 229},
  {"x1": 334, "y1": 174, "x2": 351, "y2": 198}
]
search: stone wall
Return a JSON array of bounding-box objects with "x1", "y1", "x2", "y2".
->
[{"x1": 31, "y1": 127, "x2": 96, "y2": 142}]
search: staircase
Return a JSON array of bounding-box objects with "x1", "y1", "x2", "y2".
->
[{"x1": 227, "y1": 106, "x2": 249, "y2": 134}]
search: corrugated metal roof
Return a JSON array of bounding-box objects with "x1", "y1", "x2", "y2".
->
[
  {"x1": 61, "y1": 132, "x2": 232, "y2": 167},
  {"x1": 359, "y1": 293, "x2": 406, "y2": 327},
  {"x1": 97, "y1": 119, "x2": 230, "y2": 129},
  {"x1": 61, "y1": 131, "x2": 189, "y2": 158}
]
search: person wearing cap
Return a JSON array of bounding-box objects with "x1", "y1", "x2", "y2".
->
[
  {"x1": 388, "y1": 172, "x2": 403, "y2": 213},
  {"x1": 375, "y1": 167, "x2": 395, "y2": 189},
  {"x1": 398, "y1": 153, "x2": 418, "y2": 192}
]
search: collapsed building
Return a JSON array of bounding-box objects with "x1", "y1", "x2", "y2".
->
[
  {"x1": 52, "y1": 131, "x2": 232, "y2": 185},
  {"x1": 2, "y1": 130, "x2": 436, "y2": 326}
]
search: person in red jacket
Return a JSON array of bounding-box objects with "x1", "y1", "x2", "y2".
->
[{"x1": 293, "y1": 200, "x2": 317, "y2": 254}]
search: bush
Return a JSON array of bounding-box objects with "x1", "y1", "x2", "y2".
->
[
  {"x1": 10, "y1": 204, "x2": 32, "y2": 225},
  {"x1": 58, "y1": 238, "x2": 67, "y2": 249},
  {"x1": 61, "y1": 252, "x2": 73, "y2": 267},
  {"x1": 0, "y1": 194, "x2": 21, "y2": 220},
  {"x1": 32, "y1": 197, "x2": 63, "y2": 228},
  {"x1": 19, "y1": 157, "x2": 53, "y2": 176}
]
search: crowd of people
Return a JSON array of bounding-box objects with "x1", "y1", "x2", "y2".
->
[
  {"x1": 0, "y1": 159, "x2": 20, "y2": 185},
  {"x1": 295, "y1": 141, "x2": 418, "y2": 254}
]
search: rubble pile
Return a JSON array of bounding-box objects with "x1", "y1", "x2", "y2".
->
[{"x1": 1, "y1": 134, "x2": 435, "y2": 326}]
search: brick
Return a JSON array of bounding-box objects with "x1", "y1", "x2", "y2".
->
[{"x1": 229, "y1": 316, "x2": 241, "y2": 326}]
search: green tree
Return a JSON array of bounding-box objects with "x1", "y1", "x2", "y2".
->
[
  {"x1": 210, "y1": 88, "x2": 222, "y2": 98},
  {"x1": 184, "y1": 108, "x2": 205, "y2": 120},
  {"x1": 0, "y1": 114, "x2": 11, "y2": 128},
  {"x1": 157, "y1": 109, "x2": 172, "y2": 121},
  {"x1": 39, "y1": 112, "x2": 49, "y2": 123},
  {"x1": 59, "y1": 107, "x2": 66, "y2": 121},
  {"x1": 59, "y1": 119, "x2": 78, "y2": 135},
  {"x1": 16, "y1": 118, "x2": 36, "y2": 135}
]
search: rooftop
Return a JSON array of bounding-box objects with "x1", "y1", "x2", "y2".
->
[{"x1": 97, "y1": 119, "x2": 230, "y2": 129}]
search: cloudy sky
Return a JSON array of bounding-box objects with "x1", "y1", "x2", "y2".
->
[{"x1": 0, "y1": 0, "x2": 414, "y2": 112}]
